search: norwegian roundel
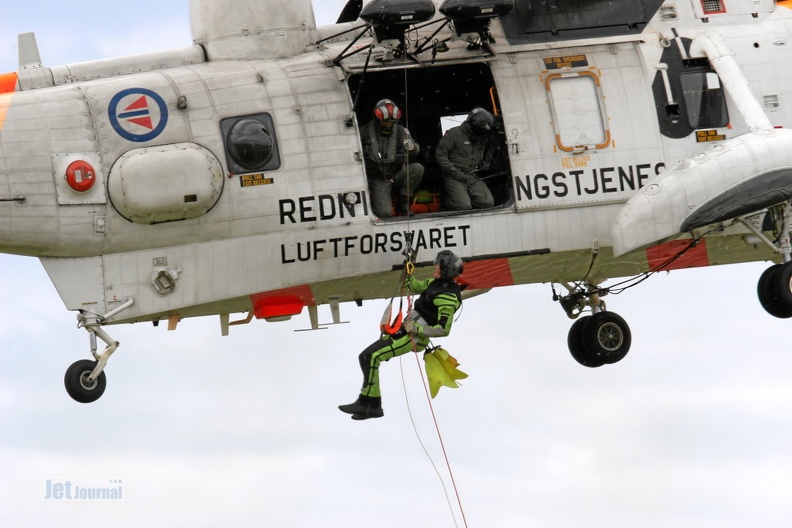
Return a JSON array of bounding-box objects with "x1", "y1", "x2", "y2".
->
[{"x1": 108, "y1": 88, "x2": 169, "y2": 143}]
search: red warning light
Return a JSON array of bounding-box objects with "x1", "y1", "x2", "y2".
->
[{"x1": 65, "y1": 160, "x2": 96, "y2": 192}]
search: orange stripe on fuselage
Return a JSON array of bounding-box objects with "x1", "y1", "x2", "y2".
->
[
  {"x1": 780, "y1": 0, "x2": 792, "y2": 9},
  {"x1": 646, "y1": 238, "x2": 710, "y2": 271},
  {"x1": 456, "y1": 258, "x2": 515, "y2": 289}
]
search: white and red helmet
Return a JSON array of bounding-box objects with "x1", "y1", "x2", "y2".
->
[{"x1": 373, "y1": 99, "x2": 402, "y2": 122}]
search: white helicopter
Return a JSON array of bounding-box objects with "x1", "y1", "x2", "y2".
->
[{"x1": 2, "y1": 0, "x2": 792, "y2": 402}]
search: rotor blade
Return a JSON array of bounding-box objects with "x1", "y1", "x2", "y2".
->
[{"x1": 336, "y1": 0, "x2": 362, "y2": 23}]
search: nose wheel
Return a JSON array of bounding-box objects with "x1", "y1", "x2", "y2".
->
[
  {"x1": 63, "y1": 298, "x2": 134, "y2": 403},
  {"x1": 64, "y1": 359, "x2": 107, "y2": 403}
]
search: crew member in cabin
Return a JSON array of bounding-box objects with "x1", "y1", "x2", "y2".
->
[
  {"x1": 360, "y1": 99, "x2": 424, "y2": 217},
  {"x1": 435, "y1": 107, "x2": 496, "y2": 211},
  {"x1": 339, "y1": 250, "x2": 464, "y2": 420}
]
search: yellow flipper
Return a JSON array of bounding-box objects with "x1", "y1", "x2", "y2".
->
[{"x1": 423, "y1": 348, "x2": 468, "y2": 398}]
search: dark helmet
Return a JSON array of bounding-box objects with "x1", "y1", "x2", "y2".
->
[
  {"x1": 434, "y1": 250, "x2": 464, "y2": 280},
  {"x1": 466, "y1": 107, "x2": 494, "y2": 133},
  {"x1": 373, "y1": 99, "x2": 402, "y2": 123}
]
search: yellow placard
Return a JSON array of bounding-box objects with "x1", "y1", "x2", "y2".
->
[
  {"x1": 696, "y1": 130, "x2": 726, "y2": 143},
  {"x1": 543, "y1": 55, "x2": 589, "y2": 70},
  {"x1": 240, "y1": 173, "x2": 274, "y2": 187}
]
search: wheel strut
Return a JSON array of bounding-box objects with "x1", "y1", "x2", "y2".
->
[
  {"x1": 737, "y1": 201, "x2": 792, "y2": 318},
  {"x1": 79, "y1": 297, "x2": 135, "y2": 382},
  {"x1": 734, "y1": 201, "x2": 792, "y2": 263},
  {"x1": 554, "y1": 282, "x2": 606, "y2": 319},
  {"x1": 65, "y1": 297, "x2": 135, "y2": 403}
]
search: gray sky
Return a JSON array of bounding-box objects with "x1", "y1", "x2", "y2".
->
[{"x1": 2, "y1": 2, "x2": 792, "y2": 527}]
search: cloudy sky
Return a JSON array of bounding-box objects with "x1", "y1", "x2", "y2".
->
[{"x1": 2, "y1": 1, "x2": 792, "y2": 527}]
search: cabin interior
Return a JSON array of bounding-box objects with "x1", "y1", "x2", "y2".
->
[{"x1": 348, "y1": 62, "x2": 514, "y2": 216}]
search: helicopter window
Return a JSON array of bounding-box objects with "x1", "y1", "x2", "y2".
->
[
  {"x1": 440, "y1": 114, "x2": 467, "y2": 134},
  {"x1": 679, "y1": 71, "x2": 729, "y2": 129},
  {"x1": 546, "y1": 72, "x2": 610, "y2": 152},
  {"x1": 220, "y1": 113, "x2": 281, "y2": 174}
]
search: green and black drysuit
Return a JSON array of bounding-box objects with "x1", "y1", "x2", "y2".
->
[{"x1": 357, "y1": 275, "x2": 462, "y2": 398}]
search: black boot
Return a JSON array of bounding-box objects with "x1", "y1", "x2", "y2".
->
[
  {"x1": 339, "y1": 396, "x2": 366, "y2": 415},
  {"x1": 398, "y1": 196, "x2": 414, "y2": 217},
  {"x1": 351, "y1": 396, "x2": 384, "y2": 420}
]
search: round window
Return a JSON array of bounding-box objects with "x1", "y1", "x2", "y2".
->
[{"x1": 226, "y1": 117, "x2": 274, "y2": 171}]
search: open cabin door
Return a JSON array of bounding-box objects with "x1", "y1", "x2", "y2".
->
[{"x1": 345, "y1": 61, "x2": 514, "y2": 215}]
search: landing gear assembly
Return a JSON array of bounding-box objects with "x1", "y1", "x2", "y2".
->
[
  {"x1": 736, "y1": 202, "x2": 792, "y2": 318},
  {"x1": 555, "y1": 284, "x2": 631, "y2": 368},
  {"x1": 63, "y1": 298, "x2": 134, "y2": 403}
]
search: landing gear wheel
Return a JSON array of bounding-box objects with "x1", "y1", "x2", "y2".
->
[
  {"x1": 583, "y1": 312, "x2": 631, "y2": 364},
  {"x1": 567, "y1": 316, "x2": 605, "y2": 368},
  {"x1": 757, "y1": 264, "x2": 792, "y2": 318},
  {"x1": 64, "y1": 360, "x2": 107, "y2": 403}
]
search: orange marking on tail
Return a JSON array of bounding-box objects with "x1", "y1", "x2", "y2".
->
[
  {"x1": 0, "y1": 73, "x2": 17, "y2": 132},
  {"x1": 0, "y1": 72, "x2": 17, "y2": 94}
]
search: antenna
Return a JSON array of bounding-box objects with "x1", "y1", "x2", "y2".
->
[{"x1": 18, "y1": 32, "x2": 43, "y2": 70}]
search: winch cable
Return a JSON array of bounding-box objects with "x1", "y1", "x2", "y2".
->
[
  {"x1": 402, "y1": 42, "x2": 414, "y2": 224},
  {"x1": 398, "y1": 255, "x2": 468, "y2": 528},
  {"x1": 396, "y1": 44, "x2": 469, "y2": 528},
  {"x1": 380, "y1": 42, "x2": 417, "y2": 336},
  {"x1": 344, "y1": 37, "x2": 461, "y2": 524},
  {"x1": 408, "y1": 346, "x2": 469, "y2": 528}
]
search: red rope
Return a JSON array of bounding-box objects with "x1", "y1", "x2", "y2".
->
[
  {"x1": 412, "y1": 350, "x2": 469, "y2": 528},
  {"x1": 405, "y1": 282, "x2": 468, "y2": 528}
]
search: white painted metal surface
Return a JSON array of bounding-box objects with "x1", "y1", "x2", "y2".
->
[{"x1": 1, "y1": 0, "x2": 791, "y2": 337}]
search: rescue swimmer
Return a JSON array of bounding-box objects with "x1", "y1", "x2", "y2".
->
[{"x1": 339, "y1": 250, "x2": 464, "y2": 420}]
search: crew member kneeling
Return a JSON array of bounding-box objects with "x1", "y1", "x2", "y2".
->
[{"x1": 361, "y1": 99, "x2": 424, "y2": 218}]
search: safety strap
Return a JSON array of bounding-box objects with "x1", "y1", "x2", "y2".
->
[{"x1": 380, "y1": 301, "x2": 404, "y2": 335}]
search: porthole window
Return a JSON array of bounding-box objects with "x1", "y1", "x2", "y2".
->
[
  {"x1": 228, "y1": 118, "x2": 273, "y2": 169},
  {"x1": 220, "y1": 113, "x2": 281, "y2": 174}
]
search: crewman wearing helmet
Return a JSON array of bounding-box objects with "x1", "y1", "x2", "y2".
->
[
  {"x1": 435, "y1": 107, "x2": 496, "y2": 211},
  {"x1": 339, "y1": 250, "x2": 464, "y2": 420},
  {"x1": 360, "y1": 99, "x2": 424, "y2": 217}
]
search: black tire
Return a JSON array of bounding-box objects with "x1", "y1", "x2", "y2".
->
[
  {"x1": 774, "y1": 262, "x2": 792, "y2": 307},
  {"x1": 757, "y1": 264, "x2": 792, "y2": 318},
  {"x1": 64, "y1": 360, "x2": 107, "y2": 403},
  {"x1": 568, "y1": 316, "x2": 604, "y2": 368},
  {"x1": 583, "y1": 312, "x2": 631, "y2": 364}
]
